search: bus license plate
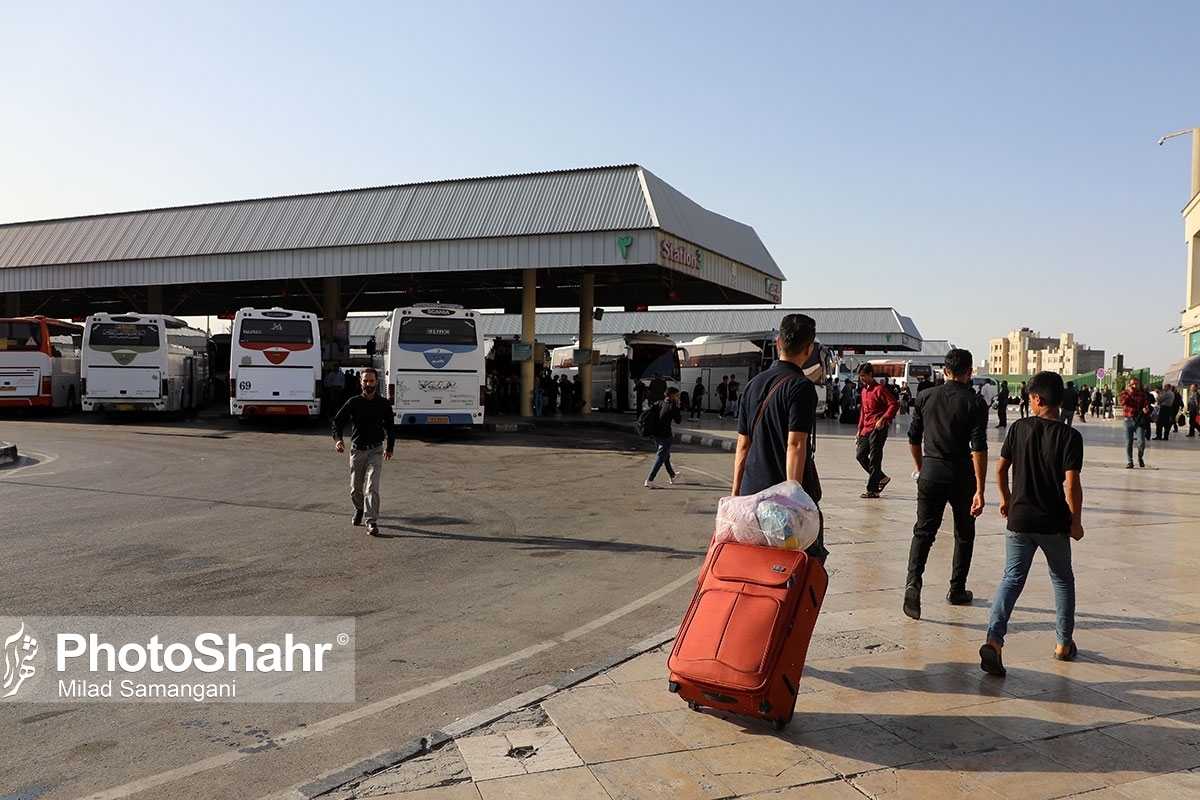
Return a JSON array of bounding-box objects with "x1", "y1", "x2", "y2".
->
[
  {"x1": 117, "y1": 403, "x2": 135, "y2": 411},
  {"x1": 427, "y1": 416, "x2": 449, "y2": 424},
  {"x1": 0, "y1": 386, "x2": 14, "y2": 391},
  {"x1": 266, "y1": 406, "x2": 287, "y2": 414}
]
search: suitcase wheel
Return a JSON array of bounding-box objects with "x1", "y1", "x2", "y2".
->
[
  {"x1": 771, "y1": 711, "x2": 794, "y2": 731},
  {"x1": 687, "y1": 700, "x2": 701, "y2": 712},
  {"x1": 667, "y1": 680, "x2": 680, "y2": 694}
]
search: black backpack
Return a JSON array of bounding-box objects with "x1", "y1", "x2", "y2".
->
[{"x1": 636, "y1": 403, "x2": 661, "y2": 437}]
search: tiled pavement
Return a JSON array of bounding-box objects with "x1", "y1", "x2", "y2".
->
[{"x1": 310, "y1": 411, "x2": 1200, "y2": 800}]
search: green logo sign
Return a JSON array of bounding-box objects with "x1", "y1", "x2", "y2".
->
[{"x1": 617, "y1": 236, "x2": 633, "y2": 259}]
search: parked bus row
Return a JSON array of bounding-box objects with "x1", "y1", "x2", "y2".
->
[{"x1": 1, "y1": 305, "x2": 489, "y2": 427}]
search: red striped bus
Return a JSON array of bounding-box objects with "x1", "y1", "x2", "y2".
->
[
  {"x1": 228, "y1": 308, "x2": 322, "y2": 417},
  {"x1": 0, "y1": 316, "x2": 83, "y2": 411}
]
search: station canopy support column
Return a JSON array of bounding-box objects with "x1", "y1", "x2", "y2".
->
[
  {"x1": 520, "y1": 268, "x2": 536, "y2": 418},
  {"x1": 579, "y1": 273, "x2": 594, "y2": 417},
  {"x1": 4, "y1": 292, "x2": 19, "y2": 317},
  {"x1": 147, "y1": 285, "x2": 163, "y2": 314}
]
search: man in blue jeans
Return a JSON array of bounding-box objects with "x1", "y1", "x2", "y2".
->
[
  {"x1": 644, "y1": 387, "x2": 682, "y2": 488},
  {"x1": 1119, "y1": 377, "x2": 1152, "y2": 468},
  {"x1": 980, "y1": 371, "x2": 1085, "y2": 677}
]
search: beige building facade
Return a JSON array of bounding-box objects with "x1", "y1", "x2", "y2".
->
[
  {"x1": 988, "y1": 328, "x2": 1105, "y2": 376},
  {"x1": 1173, "y1": 131, "x2": 1200, "y2": 361}
]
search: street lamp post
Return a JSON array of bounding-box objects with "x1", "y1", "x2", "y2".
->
[{"x1": 1158, "y1": 127, "x2": 1200, "y2": 197}]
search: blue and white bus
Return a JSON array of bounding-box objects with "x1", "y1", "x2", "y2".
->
[{"x1": 370, "y1": 305, "x2": 486, "y2": 426}]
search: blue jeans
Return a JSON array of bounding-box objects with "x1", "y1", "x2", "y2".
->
[
  {"x1": 1123, "y1": 417, "x2": 1146, "y2": 464},
  {"x1": 986, "y1": 531, "x2": 1075, "y2": 648},
  {"x1": 647, "y1": 435, "x2": 675, "y2": 481}
]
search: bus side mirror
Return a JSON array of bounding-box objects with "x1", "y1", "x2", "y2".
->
[{"x1": 366, "y1": 336, "x2": 376, "y2": 356}]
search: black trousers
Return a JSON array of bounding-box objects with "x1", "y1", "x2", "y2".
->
[
  {"x1": 906, "y1": 477, "x2": 976, "y2": 592},
  {"x1": 855, "y1": 429, "x2": 889, "y2": 492}
]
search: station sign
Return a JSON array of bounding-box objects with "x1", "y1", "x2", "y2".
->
[{"x1": 660, "y1": 238, "x2": 704, "y2": 271}]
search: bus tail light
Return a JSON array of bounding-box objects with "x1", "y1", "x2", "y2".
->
[
  {"x1": 41, "y1": 377, "x2": 52, "y2": 396},
  {"x1": 81, "y1": 377, "x2": 87, "y2": 394},
  {"x1": 161, "y1": 378, "x2": 169, "y2": 398},
  {"x1": 229, "y1": 379, "x2": 236, "y2": 399},
  {"x1": 388, "y1": 384, "x2": 395, "y2": 404},
  {"x1": 479, "y1": 386, "x2": 486, "y2": 406},
  {"x1": 314, "y1": 380, "x2": 321, "y2": 403}
]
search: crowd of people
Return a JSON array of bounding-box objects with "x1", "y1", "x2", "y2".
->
[{"x1": 637, "y1": 319, "x2": 1200, "y2": 679}]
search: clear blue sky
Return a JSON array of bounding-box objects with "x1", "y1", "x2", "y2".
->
[{"x1": 3, "y1": 1, "x2": 1198, "y2": 372}]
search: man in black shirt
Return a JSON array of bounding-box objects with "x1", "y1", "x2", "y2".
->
[
  {"x1": 732, "y1": 313, "x2": 827, "y2": 563},
  {"x1": 903, "y1": 348, "x2": 989, "y2": 619},
  {"x1": 332, "y1": 368, "x2": 396, "y2": 536}
]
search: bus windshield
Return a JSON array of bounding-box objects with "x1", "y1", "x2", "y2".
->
[
  {"x1": 238, "y1": 319, "x2": 315, "y2": 345},
  {"x1": 397, "y1": 317, "x2": 479, "y2": 346},
  {"x1": 87, "y1": 323, "x2": 160, "y2": 348},
  {"x1": 0, "y1": 321, "x2": 43, "y2": 351},
  {"x1": 630, "y1": 344, "x2": 679, "y2": 381}
]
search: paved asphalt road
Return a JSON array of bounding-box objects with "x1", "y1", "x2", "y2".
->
[{"x1": 0, "y1": 414, "x2": 733, "y2": 800}]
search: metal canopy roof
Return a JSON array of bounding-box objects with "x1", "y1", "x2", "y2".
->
[
  {"x1": 0, "y1": 165, "x2": 785, "y2": 318},
  {"x1": 346, "y1": 307, "x2": 923, "y2": 353}
]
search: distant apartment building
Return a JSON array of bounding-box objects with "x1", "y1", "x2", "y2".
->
[{"x1": 988, "y1": 328, "x2": 1105, "y2": 376}]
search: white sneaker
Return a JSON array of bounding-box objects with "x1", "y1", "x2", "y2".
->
[
  {"x1": 644, "y1": 480, "x2": 656, "y2": 489},
  {"x1": 669, "y1": 472, "x2": 682, "y2": 485}
]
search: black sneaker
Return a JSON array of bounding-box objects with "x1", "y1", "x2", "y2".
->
[
  {"x1": 947, "y1": 589, "x2": 974, "y2": 605},
  {"x1": 366, "y1": 523, "x2": 379, "y2": 536},
  {"x1": 903, "y1": 585, "x2": 921, "y2": 620},
  {"x1": 352, "y1": 509, "x2": 364, "y2": 526}
]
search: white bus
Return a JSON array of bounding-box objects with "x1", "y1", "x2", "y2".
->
[
  {"x1": 370, "y1": 305, "x2": 485, "y2": 426},
  {"x1": 0, "y1": 316, "x2": 84, "y2": 411},
  {"x1": 81, "y1": 313, "x2": 214, "y2": 413},
  {"x1": 552, "y1": 330, "x2": 682, "y2": 412},
  {"x1": 867, "y1": 359, "x2": 935, "y2": 394},
  {"x1": 228, "y1": 307, "x2": 322, "y2": 418}
]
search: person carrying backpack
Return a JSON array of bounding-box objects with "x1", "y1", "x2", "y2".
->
[{"x1": 644, "y1": 387, "x2": 683, "y2": 488}]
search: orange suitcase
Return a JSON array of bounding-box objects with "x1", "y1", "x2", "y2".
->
[{"x1": 667, "y1": 540, "x2": 827, "y2": 729}]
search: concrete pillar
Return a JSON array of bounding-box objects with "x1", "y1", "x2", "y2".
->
[
  {"x1": 323, "y1": 276, "x2": 345, "y2": 361},
  {"x1": 520, "y1": 268, "x2": 536, "y2": 418},
  {"x1": 323, "y1": 276, "x2": 342, "y2": 320},
  {"x1": 579, "y1": 273, "x2": 594, "y2": 417},
  {"x1": 147, "y1": 286, "x2": 163, "y2": 314},
  {"x1": 4, "y1": 292, "x2": 19, "y2": 317}
]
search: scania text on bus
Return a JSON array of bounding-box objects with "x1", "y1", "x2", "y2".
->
[{"x1": 370, "y1": 305, "x2": 485, "y2": 426}]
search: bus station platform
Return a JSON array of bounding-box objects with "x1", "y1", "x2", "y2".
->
[{"x1": 290, "y1": 409, "x2": 1200, "y2": 800}]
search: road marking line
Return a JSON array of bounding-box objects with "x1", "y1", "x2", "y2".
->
[{"x1": 76, "y1": 569, "x2": 701, "y2": 800}]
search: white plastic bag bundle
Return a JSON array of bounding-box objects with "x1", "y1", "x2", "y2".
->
[{"x1": 714, "y1": 480, "x2": 819, "y2": 550}]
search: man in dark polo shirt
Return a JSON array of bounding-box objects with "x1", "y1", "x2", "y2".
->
[
  {"x1": 732, "y1": 313, "x2": 828, "y2": 563},
  {"x1": 903, "y1": 348, "x2": 989, "y2": 619}
]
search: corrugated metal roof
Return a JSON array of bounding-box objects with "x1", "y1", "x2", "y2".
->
[
  {"x1": 344, "y1": 307, "x2": 922, "y2": 349},
  {"x1": 0, "y1": 165, "x2": 783, "y2": 279}
]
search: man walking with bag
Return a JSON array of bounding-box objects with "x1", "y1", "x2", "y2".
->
[
  {"x1": 732, "y1": 313, "x2": 828, "y2": 563},
  {"x1": 644, "y1": 387, "x2": 682, "y2": 488}
]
